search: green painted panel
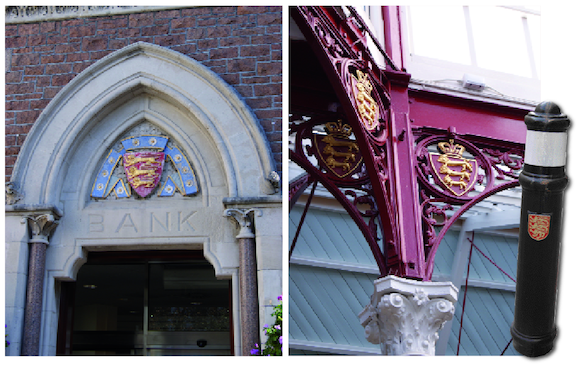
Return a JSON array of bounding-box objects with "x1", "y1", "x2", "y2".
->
[
  {"x1": 467, "y1": 234, "x2": 517, "y2": 283},
  {"x1": 290, "y1": 206, "x2": 376, "y2": 266},
  {"x1": 289, "y1": 265, "x2": 380, "y2": 351},
  {"x1": 433, "y1": 229, "x2": 459, "y2": 276},
  {"x1": 290, "y1": 217, "x2": 316, "y2": 258},
  {"x1": 290, "y1": 267, "x2": 348, "y2": 344},
  {"x1": 448, "y1": 287, "x2": 518, "y2": 356},
  {"x1": 289, "y1": 275, "x2": 330, "y2": 343}
]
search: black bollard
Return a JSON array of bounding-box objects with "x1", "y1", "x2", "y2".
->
[{"x1": 511, "y1": 101, "x2": 570, "y2": 357}]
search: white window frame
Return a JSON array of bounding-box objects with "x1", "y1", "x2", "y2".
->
[{"x1": 401, "y1": 5, "x2": 540, "y2": 105}]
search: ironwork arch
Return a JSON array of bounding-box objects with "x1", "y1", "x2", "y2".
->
[{"x1": 289, "y1": 5, "x2": 527, "y2": 281}]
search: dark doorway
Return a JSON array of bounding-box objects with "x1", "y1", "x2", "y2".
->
[{"x1": 57, "y1": 251, "x2": 232, "y2": 355}]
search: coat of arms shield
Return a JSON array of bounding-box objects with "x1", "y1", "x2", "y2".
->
[
  {"x1": 429, "y1": 140, "x2": 478, "y2": 197},
  {"x1": 528, "y1": 213, "x2": 551, "y2": 241},
  {"x1": 123, "y1": 151, "x2": 165, "y2": 197},
  {"x1": 351, "y1": 70, "x2": 379, "y2": 131},
  {"x1": 313, "y1": 121, "x2": 363, "y2": 178}
]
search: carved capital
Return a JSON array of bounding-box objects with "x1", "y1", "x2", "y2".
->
[
  {"x1": 223, "y1": 208, "x2": 262, "y2": 239},
  {"x1": 22, "y1": 214, "x2": 60, "y2": 245},
  {"x1": 359, "y1": 276, "x2": 457, "y2": 356}
]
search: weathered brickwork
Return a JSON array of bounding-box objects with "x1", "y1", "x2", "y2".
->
[{"x1": 5, "y1": 6, "x2": 282, "y2": 182}]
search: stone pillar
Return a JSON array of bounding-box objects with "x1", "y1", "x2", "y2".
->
[
  {"x1": 224, "y1": 208, "x2": 262, "y2": 356},
  {"x1": 21, "y1": 214, "x2": 59, "y2": 356},
  {"x1": 359, "y1": 276, "x2": 458, "y2": 356}
]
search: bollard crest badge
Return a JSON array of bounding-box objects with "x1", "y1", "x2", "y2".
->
[
  {"x1": 528, "y1": 213, "x2": 551, "y2": 241},
  {"x1": 429, "y1": 139, "x2": 478, "y2": 196}
]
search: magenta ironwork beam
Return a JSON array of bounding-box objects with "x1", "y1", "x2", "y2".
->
[
  {"x1": 290, "y1": 5, "x2": 527, "y2": 281},
  {"x1": 289, "y1": 123, "x2": 388, "y2": 274},
  {"x1": 292, "y1": 6, "x2": 425, "y2": 279},
  {"x1": 409, "y1": 92, "x2": 529, "y2": 144},
  {"x1": 289, "y1": 173, "x2": 314, "y2": 210}
]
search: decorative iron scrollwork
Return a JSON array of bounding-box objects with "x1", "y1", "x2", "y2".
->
[
  {"x1": 290, "y1": 112, "x2": 386, "y2": 272},
  {"x1": 414, "y1": 128, "x2": 525, "y2": 278}
]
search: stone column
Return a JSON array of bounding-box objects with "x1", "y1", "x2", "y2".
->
[
  {"x1": 224, "y1": 208, "x2": 262, "y2": 356},
  {"x1": 21, "y1": 214, "x2": 59, "y2": 356},
  {"x1": 359, "y1": 275, "x2": 458, "y2": 356}
]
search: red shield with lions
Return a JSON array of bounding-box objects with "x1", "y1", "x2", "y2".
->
[
  {"x1": 429, "y1": 153, "x2": 478, "y2": 197},
  {"x1": 528, "y1": 213, "x2": 551, "y2": 241},
  {"x1": 314, "y1": 133, "x2": 363, "y2": 179},
  {"x1": 123, "y1": 151, "x2": 165, "y2": 197}
]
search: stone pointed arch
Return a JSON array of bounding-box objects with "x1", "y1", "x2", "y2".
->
[
  {"x1": 12, "y1": 41, "x2": 277, "y2": 208},
  {"x1": 6, "y1": 43, "x2": 282, "y2": 356}
]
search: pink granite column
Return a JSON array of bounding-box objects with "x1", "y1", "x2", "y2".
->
[
  {"x1": 224, "y1": 208, "x2": 261, "y2": 356},
  {"x1": 21, "y1": 214, "x2": 59, "y2": 356}
]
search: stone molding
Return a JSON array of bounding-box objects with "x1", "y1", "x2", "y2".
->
[
  {"x1": 359, "y1": 275, "x2": 458, "y2": 356},
  {"x1": 223, "y1": 195, "x2": 282, "y2": 207},
  {"x1": 224, "y1": 208, "x2": 262, "y2": 239},
  {"x1": 5, "y1": 6, "x2": 190, "y2": 24},
  {"x1": 12, "y1": 41, "x2": 277, "y2": 207}
]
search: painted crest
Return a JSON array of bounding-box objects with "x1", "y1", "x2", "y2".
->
[
  {"x1": 314, "y1": 121, "x2": 363, "y2": 178},
  {"x1": 351, "y1": 70, "x2": 379, "y2": 131},
  {"x1": 528, "y1": 213, "x2": 551, "y2": 241},
  {"x1": 123, "y1": 151, "x2": 165, "y2": 197},
  {"x1": 429, "y1": 140, "x2": 478, "y2": 196},
  {"x1": 91, "y1": 133, "x2": 199, "y2": 199}
]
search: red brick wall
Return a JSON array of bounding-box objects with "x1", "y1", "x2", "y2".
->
[{"x1": 5, "y1": 6, "x2": 282, "y2": 182}]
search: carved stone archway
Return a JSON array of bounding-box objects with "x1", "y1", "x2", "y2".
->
[{"x1": 6, "y1": 42, "x2": 281, "y2": 355}]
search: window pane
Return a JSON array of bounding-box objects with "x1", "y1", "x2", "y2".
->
[
  {"x1": 526, "y1": 13, "x2": 541, "y2": 79},
  {"x1": 148, "y1": 262, "x2": 230, "y2": 332},
  {"x1": 74, "y1": 264, "x2": 146, "y2": 332},
  {"x1": 470, "y1": 6, "x2": 532, "y2": 77},
  {"x1": 73, "y1": 264, "x2": 146, "y2": 355},
  {"x1": 409, "y1": 6, "x2": 471, "y2": 65}
]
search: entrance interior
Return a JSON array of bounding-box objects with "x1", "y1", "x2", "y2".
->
[{"x1": 57, "y1": 251, "x2": 232, "y2": 355}]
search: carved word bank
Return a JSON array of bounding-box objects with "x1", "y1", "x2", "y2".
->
[{"x1": 88, "y1": 211, "x2": 198, "y2": 234}]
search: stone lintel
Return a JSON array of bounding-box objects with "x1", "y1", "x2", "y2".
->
[
  {"x1": 223, "y1": 195, "x2": 282, "y2": 208},
  {"x1": 5, "y1": 204, "x2": 63, "y2": 218}
]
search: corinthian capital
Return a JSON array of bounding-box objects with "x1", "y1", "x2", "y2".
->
[
  {"x1": 23, "y1": 214, "x2": 60, "y2": 245},
  {"x1": 223, "y1": 208, "x2": 262, "y2": 239},
  {"x1": 359, "y1": 276, "x2": 458, "y2": 356}
]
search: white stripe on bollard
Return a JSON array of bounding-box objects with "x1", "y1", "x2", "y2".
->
[{"x1": 524, "y1": 130, "x2": 567, "y2": 167}]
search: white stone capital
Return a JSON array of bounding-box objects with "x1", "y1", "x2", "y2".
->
[
  {"x1": 223, "y1": 208, "x2": 262, "y2": 239},
  {"x1": 359, "y1": 275, "x2": 458, "y2": 356},
  {"x1": 22, "y1": 214, "x2": 60, "y2": 245}
]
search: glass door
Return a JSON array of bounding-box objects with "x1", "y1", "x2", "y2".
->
[
  {"x1": 63, "y1": 252, "x2": 232, "y2": 355},
  {"x1": 146, "y1": 262, "x2": 232, "y2": 355}
]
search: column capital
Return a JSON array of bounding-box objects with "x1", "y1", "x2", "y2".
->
[
  {"x1": 223, "y1": 208, "x2": 262, "y2": 239},
  {"x1": 22, "y1": 214, "x2": 60, "y2": 245},
  {"x1": 359, "y1": 276, "x2": 458, "y2": 356}
]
